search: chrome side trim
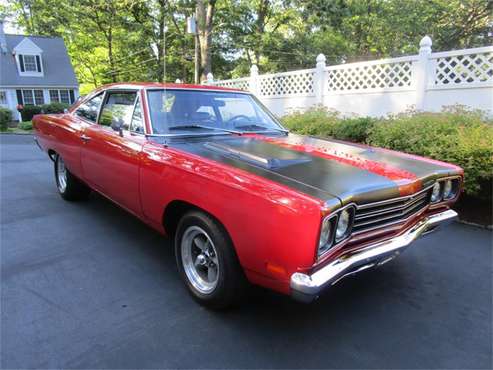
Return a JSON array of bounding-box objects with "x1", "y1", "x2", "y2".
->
[{"x1": 290, "y1": 209, "x2": 458, "y2": 303}]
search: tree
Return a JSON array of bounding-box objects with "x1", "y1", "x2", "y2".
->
[
  {"x1": 3, "y1": 0, "x2": 491, "y2": 87},
  {"x1": 196, "y1": 0, "x2": 216, "y2": 81}
]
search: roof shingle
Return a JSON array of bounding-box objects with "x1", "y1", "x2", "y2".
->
[{"x1": 0, "y1": 34, "x2": 78, "y2": 87}]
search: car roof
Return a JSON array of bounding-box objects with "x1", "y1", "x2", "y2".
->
[{"x1": 96, "y1": 82, "x2": 245, "y2": 93}]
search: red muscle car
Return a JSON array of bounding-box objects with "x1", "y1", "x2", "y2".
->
[{"x1": 33, "y1": 82, "x2": 462, "y2": 308}]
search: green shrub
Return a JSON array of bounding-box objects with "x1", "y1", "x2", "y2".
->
[
  {"x1": 0, "y1": 107, "x2": 11, "y2": 131},
  {"x1": 41, "y1": 102, "x2": 70, "y2": 114},
  {"x1": 282, "y1": 106, "x2": 341, "y2": 137},
  {"x1": 281, "y1": 105, "x2": 492, "y2": 199},
  {"x1": 18, "y1": 121, "x2": 33, "y2": 131},
  {"x1": 332, "y1": 117, "x2": 377, "y2": 143},
  {"x1": 368, "y1": 108, "x2": 493, "y2": 199},
  {"x1": 281, "y1": 106, "x2": 376, "y2": 142},
  {"x1": 20, "y1": 105, "x2": 42, "y2": 122},
  {"x1": 19, "y1": 102, "x2": 70, "y2": 121}
]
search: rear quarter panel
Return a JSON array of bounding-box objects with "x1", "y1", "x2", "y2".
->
[
  {"x1": 140, "y1": 141, "x2": 326, "y2": 293},
  {"x1": 33, "y1": 113, "x2": 84, "y2": 177}
]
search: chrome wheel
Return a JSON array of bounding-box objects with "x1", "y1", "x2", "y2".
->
[
  {"x1": 181, "y1": 226, "x2": 220, "y2": 294},
  {"x1": 56, "y1": 156, "x2": 67, "y2": 193}
]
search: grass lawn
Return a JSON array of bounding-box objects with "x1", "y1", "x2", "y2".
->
[{"x1": 1, "y1": 121, "x2": 33, "y2": 134}]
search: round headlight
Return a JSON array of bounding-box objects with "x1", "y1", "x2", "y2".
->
[
  {"x1": 443, "y1": 180, "x2": 453, "y2": 199},
  {"x1": 336, "y1": 209, "x2": 351, "y2": 241},
  {"x1": 319, "y1": 217, "x2": 332, "y2": 249},
  {"x1": 431, "y1": 182, "x2": 441, "y2": 203}
]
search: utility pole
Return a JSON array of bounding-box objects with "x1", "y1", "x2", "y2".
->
[
  {"x1": 187, "y1": 13, "x2": 199, "y2": 84},
  {"x1": 163, "y1": 23, "x2": 167, "y2": 83},
  {"x1": 194, "y1": 16, "x2": 200, "y2": 84}
]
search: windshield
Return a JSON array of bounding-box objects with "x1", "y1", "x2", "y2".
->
[{"x1": 146, "y1": 89, "x2": 285, "y2": 134}]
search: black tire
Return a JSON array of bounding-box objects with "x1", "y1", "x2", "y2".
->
[
  {"x1": 54, "y1": 154, "x2": 91, "y2": 201},
  {"x1": 175, "y1": 210, "x2": 247, "y2": 309}
]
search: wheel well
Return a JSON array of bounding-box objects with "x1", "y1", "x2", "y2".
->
[
  {"x1": 162, "y1": 200, "x2": 230, "y2": 242},
  {"x1": 162, "y1": 200, "x2": 201, "y2": 238},
  {"x1": 47, "y1": 149, "x2": 57, "y2": 162}
]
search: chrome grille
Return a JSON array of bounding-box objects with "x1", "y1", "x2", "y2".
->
[{"x1": 352, "y1": 187, "x2": 432, "y2": 234}]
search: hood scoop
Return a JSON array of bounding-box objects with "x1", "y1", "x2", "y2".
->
[{"x1": 203, "y1": 141, "x2": 312, "y2": 170}]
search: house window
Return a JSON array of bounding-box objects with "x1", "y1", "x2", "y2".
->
[
  {"x1": 34, "y1": 90, "x2": 44, "y2": 104},
  {"x1": 23, "y1": 55, "x2": 37, "y2": 72},
  {"x1": 59, "y1": 90, "x2": 70, "y2": 104},
  {"x1": 22, "y1": 90, "x2": 34, "y2": 105},
  {"x1": 49, "y1": 90, "x2": 59, "y2": 102},
  {"x1": 0, "y1": 91, "x2": 6, "y2": 105},
  {"x1": 49, "y1": 89, "x2": 75, "y2": 104},
  {"x1": 21, "y1": 89, "x2": 44, "y2": 105}
]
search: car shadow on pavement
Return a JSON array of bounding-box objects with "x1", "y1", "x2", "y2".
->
[{"x1": 59, "y1": 191, "x2": 490, "y2": 369}]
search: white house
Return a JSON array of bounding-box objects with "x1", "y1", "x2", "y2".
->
[{"x1": 0, "y1": 20, "x2": 79, "y2": 121}]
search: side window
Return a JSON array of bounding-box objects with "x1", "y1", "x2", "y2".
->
[
  {"x1": 99, "y1": 91, "x2": 137, "y2": 130},
  {"x1": 130, "y1": 98, "x2": 145, "y2": 134},
  {"x1": 75, "y1": 93, "x2": 104, "y2": 123}
]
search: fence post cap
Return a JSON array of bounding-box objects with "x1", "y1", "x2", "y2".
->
[
  {"x1": 250, "y1": 64, "x2": 259, "y2": 74},
  {"x1": 419, "y1": 36, "x2": 432, "y2": 50},
  {"x1": 316, "y1": 53, "x2": 326, "y2": 63},
  {"x1": 206, "y1": 72, "x2": 214, "y2": 82},
  {"x1": 175, "y1": 78, "x2": 182, "y2": 83}
]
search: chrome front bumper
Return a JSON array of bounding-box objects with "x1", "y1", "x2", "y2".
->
[{"x1": 290, "y1": 209, "x2": 458, "y2": 303}]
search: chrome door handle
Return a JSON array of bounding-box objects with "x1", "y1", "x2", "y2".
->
[{"x1": 80, "y1": 134, "x2": 91, "y2": 142}]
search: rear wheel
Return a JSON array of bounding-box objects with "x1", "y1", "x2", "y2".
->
[
  {"x1": 175, "y1": 211, "x2": 246, "y2": 309},
  {"x1": 54, "y1": 154, "x2": 91, "y2": 201}
]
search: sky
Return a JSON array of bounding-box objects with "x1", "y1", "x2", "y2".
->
[{"x1": 1, "y1": 0, "x2": 23, "y2": 34}]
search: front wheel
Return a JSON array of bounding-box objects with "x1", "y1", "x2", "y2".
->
[
  {"x1": 54, "y1": 154, "x2": 91, "y2": 201},
  {"x1": 175, "y1": 211, "x2": 246, "y2": 309}
]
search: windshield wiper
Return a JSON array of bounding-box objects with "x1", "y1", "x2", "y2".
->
[
  {"x1": 234, "y1": 124, "x2": 288, "y2": 133},
  {"x1": 168, "y1": 124, "x2": 240, "y2": 134}
]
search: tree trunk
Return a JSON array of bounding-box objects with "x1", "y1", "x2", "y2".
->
[
  {"x1": 196, "y1": 0, "x2": 216, "y2": 82},
  {"x1": 107, "y1": 26, "x2": 117, "y2": 82}
]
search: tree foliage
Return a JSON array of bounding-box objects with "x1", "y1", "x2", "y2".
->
[{"x1": 3, "y1": 0, "x2": 491, "y2": 93}]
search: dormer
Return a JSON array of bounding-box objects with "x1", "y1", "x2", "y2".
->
[{"x1": 13, "y1": 37, "x2": 44, "y2": 77}]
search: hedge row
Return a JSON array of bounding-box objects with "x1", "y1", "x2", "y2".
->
[
  {"x1": 20, "y1": 102, "x2": 70, "y2": 122},
  {"x1": 0, "y1": 107, "x2": 11, "y2": 131},
  {"x1": 281, "y1": 106, "x2": 493, "y2": 199}
]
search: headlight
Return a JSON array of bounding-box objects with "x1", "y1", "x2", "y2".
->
[
  {"x1": 318, "y1": 216, "x2": 334, "y2": 256},
  {"x1": 318, "y1": 206, "x2": 355, "y2": 258},
  {"x1": 336, "y1": 209, "x2": 351, "y2": 241},
  {"x1": 443, "y1": 179, "x2": 459, "y2": 200},
  {"x1": 431, "y1": 182, "x2": 441, "y2": 203},
  {"x1": 443, "y1": 180, "x2": 452, "y2": 199}
]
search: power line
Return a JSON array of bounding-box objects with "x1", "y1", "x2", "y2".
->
[{"x1": 101, "y1": 57, "x2": 158, "y2": 76}]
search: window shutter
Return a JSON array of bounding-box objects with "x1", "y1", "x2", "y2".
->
[
  {"x1": 16, "y1": 90, "x2": 23, "y2": 105},
  {"x1": 19, "y1": 55, "x2": 25, "y2": 72},
  {"x1": 35, "y1": 55, "x2": 41, "y2": 72},
  {"x1": 69, "y1": 90, "x2": 75, "y2": 104}
]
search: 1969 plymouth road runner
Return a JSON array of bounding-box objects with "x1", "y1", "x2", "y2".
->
[{"x1": 33, "y1": 82, "x2": 462, "y2": 308}]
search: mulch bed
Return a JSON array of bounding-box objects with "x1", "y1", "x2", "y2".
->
[{"x1": 453, "y1": 195, "x2": 492, "y2": 228}]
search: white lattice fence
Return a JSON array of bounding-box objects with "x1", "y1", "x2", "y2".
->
[
  {"x1": 258, "y1": 69, "x2": 315, "y2": 96},
  {"x1": 213, "y1": 77, "x2": 250, "y2": 91},
  {"x1": 432, "y1": 47, "x2": 493, "y2": 86},
  {"x1": 326, "y1": 57, "x2": 415, "y2": 91},
  {"x1": 208, "y1": 38, "x2": 493, "y2": 116}
]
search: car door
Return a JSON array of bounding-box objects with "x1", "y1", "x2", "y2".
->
[
  {"x1": 80, "y1": 89, "x2": 147, "y2": 216},
  {"x1": 64, "y1": 92, "x2": 105, "y2": 178}
]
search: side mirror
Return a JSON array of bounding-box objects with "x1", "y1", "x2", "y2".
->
[{"x1": 110, "y1": 118, "x2": 124, "y2": 136}]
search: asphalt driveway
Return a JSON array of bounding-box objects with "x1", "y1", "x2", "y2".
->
[{"x1": 1, "y1": 134, "x2": 491, "y2": 369}]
